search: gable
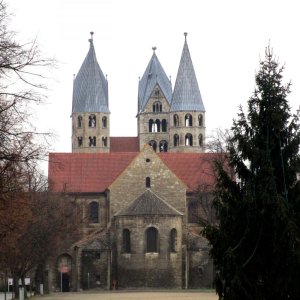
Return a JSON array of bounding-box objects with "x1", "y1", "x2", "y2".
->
[
  {"x1": 108, "y1": 145, "x2": 187, "y2": 217},
  {"x1": 115, "y1": 189, "x2": 183, "y2": 216},
  {"x1": 142, "y1": 84, "x2": 171, "y2": 113}
]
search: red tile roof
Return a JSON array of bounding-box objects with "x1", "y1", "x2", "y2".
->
[
  {"x1": 48, "y1": 152, "x2": 138, "y2": 193},
  {"x1": 48, "y1": 151, "x2": 220, "y2": 193},
  {"x1": 110, "y1": 137, "x2": 139, "y2": 152},
  {"x1": 158, "y1": 152, "x2": 217, "y2": 192}
]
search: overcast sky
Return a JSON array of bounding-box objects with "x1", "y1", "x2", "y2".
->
[{"x1": 8, "y1": 0, "x2": 300, "y2": 157}]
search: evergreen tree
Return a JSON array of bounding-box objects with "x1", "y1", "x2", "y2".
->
[{"x1": 203, "y1": 47, "x2": 300, "y2": 299}]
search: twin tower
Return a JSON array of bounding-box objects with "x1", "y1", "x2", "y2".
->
[{"x1": 72, "y1": 32, "x2": 206, "y2": 153}]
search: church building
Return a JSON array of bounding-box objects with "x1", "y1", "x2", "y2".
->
[{"x1": 47, "y1": 32, "x2": 216, "y2": 292}]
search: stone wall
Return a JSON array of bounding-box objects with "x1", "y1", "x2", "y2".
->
[
  {"x1": 72, "y1": 112, "x2": 110, "y2": 153},
  {"x1": 114, "y1": 215, "x2": 182, "y2": 288},
  {"x1": 168, "y1": 111, "x2": 205, "y2": 153},
  {"x1": 109, "y1": 146, "x2": 187, "y2": 219},
  {"x1": 137, "y1": 86, "x2": 171, "y2": 151}
]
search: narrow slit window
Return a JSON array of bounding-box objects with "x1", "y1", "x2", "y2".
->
[
  {"x1": 89, "y1": 115, "x2": 96, "y2": 127},
  {"x1": 170, "y1": 229, "x2": 177, "y2": 252},
  {"x1": 122, "y1": 229, "x2": 131, "y2": 253},
  {"x1": 173, "y1": 114, "x2": 179, "y2": 127},
  {"x1": 88, "y1": 201, "x2": 99, "y2": 223},
  {"x1": 146, "y1": 177, "x2": 151, "y2": 188},
  {"x1": 102, "y1": 116, "x2": 107, "y2": 128},
  {"x1": 78, "y1": 115, "x2": 83, "y2": 128}
]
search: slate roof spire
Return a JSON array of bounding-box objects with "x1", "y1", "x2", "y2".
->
[
  {"x1": 72, "y1": 32, "x2": 109, "y2": 113},
  {"x1": 138, "y1": 47, "x2": 172, "y2": 113},
  {"x1": 170, "y1": 33, "x2": 205, "y2": 112}
]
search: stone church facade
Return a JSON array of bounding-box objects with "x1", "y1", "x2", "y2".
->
[{"x1": 47, "y1": 32, "x2": 216, "y2": 292}]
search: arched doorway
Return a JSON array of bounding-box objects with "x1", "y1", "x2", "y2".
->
[{"x1": 57, "y1": 254, "x2": 72, "y2": 292}]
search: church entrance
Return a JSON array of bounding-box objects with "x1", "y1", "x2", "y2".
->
[
  {"x1": 61, "y1": 273, "x2": 70, "y2": 292},
  {"x1": 57, "y1": 254, "x2": 72, "y2": 292}
]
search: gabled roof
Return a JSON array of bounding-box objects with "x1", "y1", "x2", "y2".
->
[
  {"x1": 48, "y1": 152, "x2": 138, "y2": 193},
  {"x1": 110, "y1": 137, "x2": 139, "y2": 152},
  {"x1": 170, "y1": 33, "x2": 205, "y2": 112},
  {"x1": 49, "y1": 151, "x2": 218, "y2": 194},
  {"x1": 138, "y1": 49, "x2": 172, "y2": 113},
  {"x1": 72, "y1": 35, "x2": 109, "y2": 113},
  {"x1": 73, "y1": 228, "x2": 110, "y2": 250},
  {"x1": 115, "y1": 189, "x2": 182, "y2": 216}
]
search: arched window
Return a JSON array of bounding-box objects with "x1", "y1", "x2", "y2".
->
[
  {"x1": 102, "y1": 136, "x2": 107, "y2": 147},
  {"x1": 122, "y1": 229, "x2": 131, "y2": 253},
  {"x1": 89, "y1": 201, "x2": 99, "y2": 223},
  {"x1": 198, "y1": 114, "x2": 203, "y2": 127},
  {"x1": 153, "y1": 101, "x2": 162, "y2": 112},
  {"x1": 173, "y1": 114, "x2": 179, "y2": 127},
  {"x1": 199, "y1": 134, "x2": 203, "y2": 147},
  {"x1": 146, "y1": 227, "x2": 158, "y2": 252},
  {"x1": 89, "y1": 136, "x2": 96, "y2": 147},
  {"x1": 185, "y1": 133, "x2": 193, "y2": 146},
  {"x1": 77, "y1": 136, "x2": 83, "y2": 147},
  {"x1": 149, "y1": 140, "x2": 157, "y2": 152},
  {"x1": 162, "y1": 119, "x2": 167, "y2": 132},
  {"x1": 77, "y1": 115, "x2": 83, "y2": 128},
  {"x1": 155, "y1": 119, "x2": 161, "y2": 132},
  {"x1": 89, "y1": 115, "x2": 96, "y2": 127},
  {"x1": 102, "y1": 116, "x2": 107, "y2": 128},
  {"x1": 170, "y1": 229, "x2": 177, "y2": 252},
  {"x1": 173, "y1": 134, "x2": 179, "y2": 147},
  {"x1": 152, "y1": 123, "x2": 158, "y2": 132},
  {"x1": 146, "y1": 177, "x2": 151, "y2": 188},
  {"x1": 185, "y1": 114, "x2": 192, "y2": 127},
  {"x1": 149, "y1": 119, "x2": 154, "y2": 132},
  {"x1": 159, "y1": 140, "x2": 168, "y2": 152},
  {"x1": 154, "y1": 87, "x2": 160, "y2": 97}
]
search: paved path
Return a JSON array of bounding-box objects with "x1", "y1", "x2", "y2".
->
[
  {"x1": 0, "y1": 292, "x2": 13, "y2": 300},
  {"x1": 32, "y1": 290, "x2": 218, "y2": 300}
]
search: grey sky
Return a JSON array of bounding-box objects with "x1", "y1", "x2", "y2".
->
[{"x1": 8, "y1": 0, "x2": 300, "y2": 155}]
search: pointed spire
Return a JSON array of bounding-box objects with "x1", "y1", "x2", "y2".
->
[
  {"x1": 170, "y1": 33, "x2": 205, "y2": 112},
  {"x1": 184, "y1": 32, "x2": 188, "y2": 41},
  {"x1": 138, "y1": 47, "x2": 172, "y2": 112},
  {"x1": 89, "y1": 31, "x2": 94, "y2": 42},
  {"x1": 72, "y1": 32, "x2": 109, "y2": 113}
]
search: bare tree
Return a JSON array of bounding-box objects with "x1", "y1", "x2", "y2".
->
[
  {"x1": 0, "y1": 0, "x2": 54, "y2": 240},
  {"x1": 0, "y1": 171, "x2": 83, "y2": 298}
]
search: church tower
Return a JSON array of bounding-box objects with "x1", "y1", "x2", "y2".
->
[
  {"x1": 137, "y1": 47, "x2": 172, "y2": 152},
  {"x1": 71, "y1": 32, "x2": 110, "y2": 153},
  {"x1": 169, "y1": 33, "x2": 205, "y2": 153}
]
